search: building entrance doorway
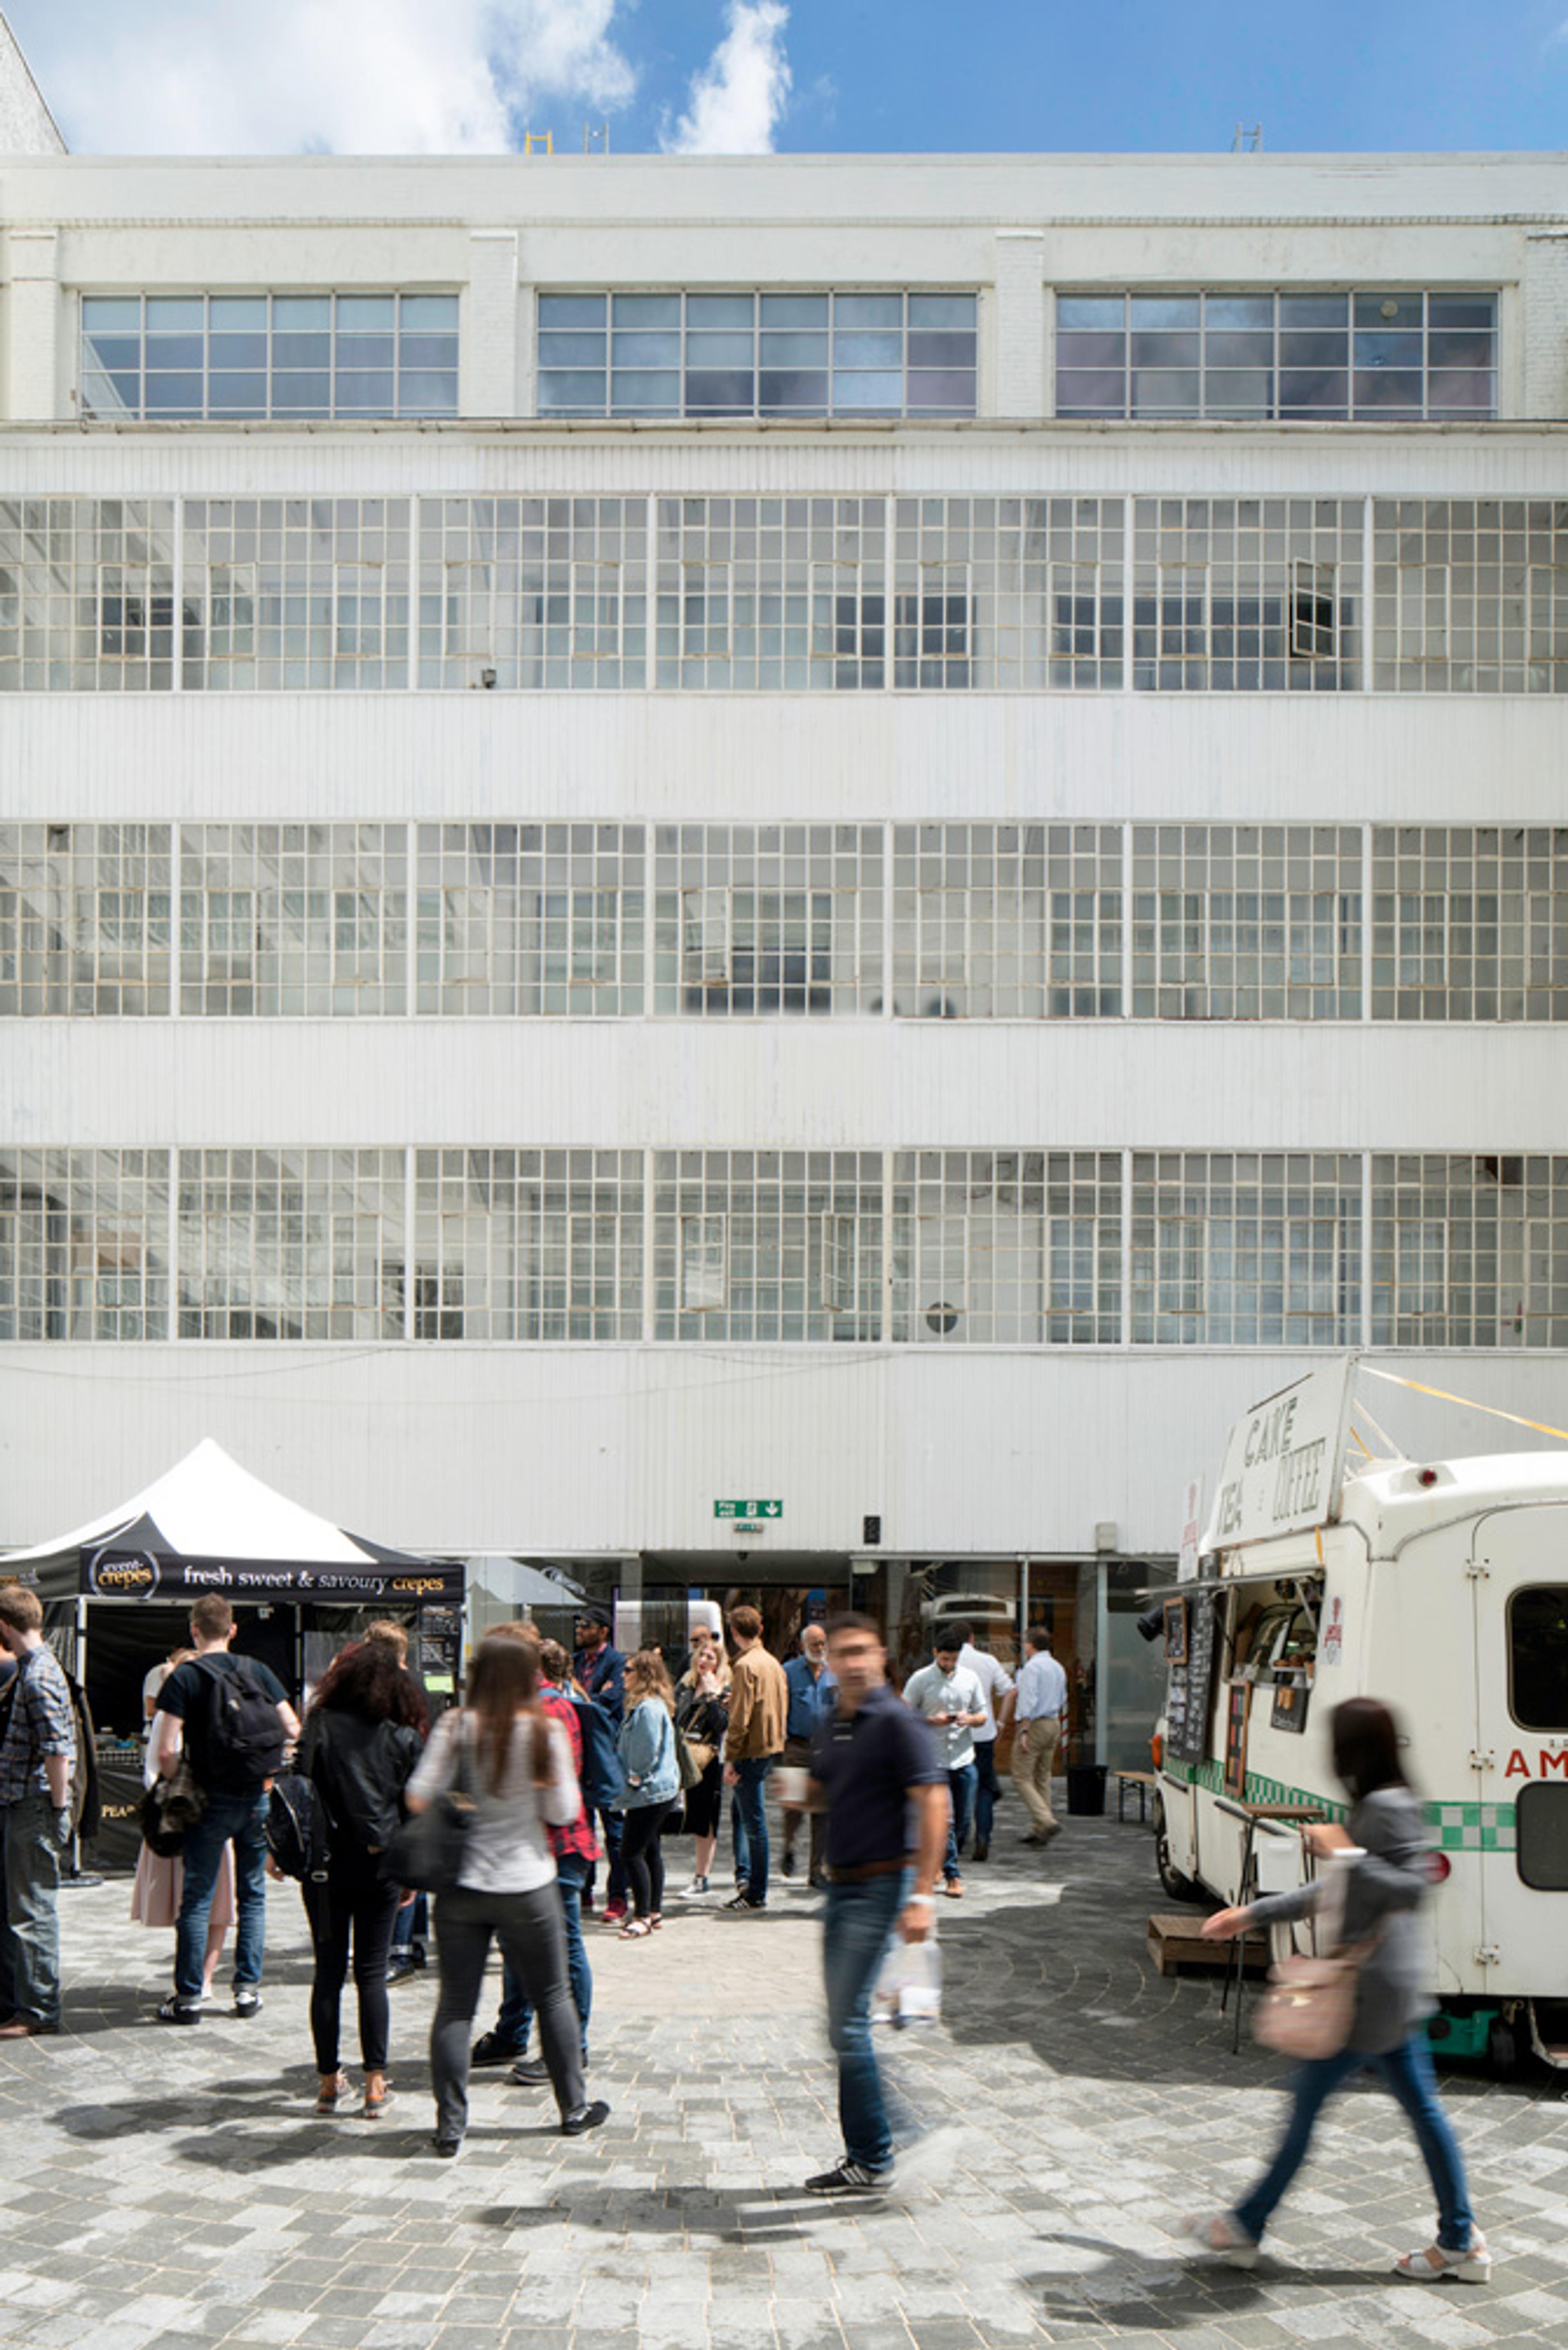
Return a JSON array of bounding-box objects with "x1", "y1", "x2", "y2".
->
[{"x1": 638, "y1": 1553, "x2": 851, "y2": 1662}]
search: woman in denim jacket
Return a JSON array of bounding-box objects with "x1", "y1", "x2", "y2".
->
[
  {"x1": 1189, "y1": 1697, "x2": 1488, "y2": 2284},
  {"x1": 615, "y1": 1650, "x2": 681, "y2": 1940}
]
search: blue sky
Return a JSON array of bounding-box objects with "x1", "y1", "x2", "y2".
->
[{"x1": 7, "y1": 0, "x2": 1568, "y2": 156}]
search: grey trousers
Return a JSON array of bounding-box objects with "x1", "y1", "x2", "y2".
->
[{"x1": 430, "y1": 1882, "x2": 584, "y2": 2139}]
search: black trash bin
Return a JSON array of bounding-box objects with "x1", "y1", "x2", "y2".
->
[{"x1": 1065, "y1": 1761, "x2": 1108, "y2": 1817}]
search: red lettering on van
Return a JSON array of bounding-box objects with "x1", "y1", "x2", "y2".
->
[
  {"x1": 1505, "y1": 1750, "x2": 1530, "y2": 1779},
  {"x1": 1541, "y1": 1751, "x2": 1568, "y2": 1777}
]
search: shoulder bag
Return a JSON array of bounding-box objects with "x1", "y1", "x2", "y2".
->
[
  {"x1": 383, "y1": 1714, "x2": 476, "y2": 1894},
  {"x1": 1252, "y1": 1857, "x2": 1379, "y2": 2062}
]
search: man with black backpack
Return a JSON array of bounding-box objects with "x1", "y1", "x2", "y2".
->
[{"x1": 153, "y1": 1595, "x2": 299, "y2": 2024}]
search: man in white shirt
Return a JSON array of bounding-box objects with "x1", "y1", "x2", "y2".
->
[
  {"x1": 1008, "y1": 1625, "x2": 1068, "y2": 1845},
  {"x1": 949, "y1": 1619, "x2": 1013, "y2": 1864},
  {"x1": 902, "y1": 1638, "x2": 987, "y2": 1898}
]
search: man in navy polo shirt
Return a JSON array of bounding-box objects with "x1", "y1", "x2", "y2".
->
[{"x1": 804, "y1": 1612, "x2": 946, "y2": 2194}]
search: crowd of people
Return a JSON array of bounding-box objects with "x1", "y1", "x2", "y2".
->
[{"x1": 0, "y1": 1580, "x2": 1493, "y2": 2275}]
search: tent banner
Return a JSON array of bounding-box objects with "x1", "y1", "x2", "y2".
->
[{"x1": 80, "y1": 1547, "x2": 464, "y2": 1604}]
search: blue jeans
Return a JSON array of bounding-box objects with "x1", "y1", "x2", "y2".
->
[
  {"x1": 973, "y1": 1741, "x2": 1000, "y2": 1845},
  {"x1": 2, "y1": 1794, "x2": 71, "y2": 2029},
  {"x1": 730, "y1": 1757, "x2": 773, "y2": 1904},
  {"x1": 1234, "y1": 2031, "x2": 1478, "y2": 2252},
  {"x1": 943, "y1": 1763, "x2": 978, "y2": 1880},
  {"x1": 496, "y1": 1860, "x2": 591, "y2": 2058},
  {"x1": 823, "y1": 1870, "x2": 913, "y2": 2173},
  {"x1": 391, "y1": 1890, "x2": 428, "y2": 1955},
  {"x1": 175, "y1": 1789, "x2": 270, "y2": 2003}
]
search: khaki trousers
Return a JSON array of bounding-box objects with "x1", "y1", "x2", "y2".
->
[{"x1": 1010, "y1": 1719, "x2": 1062, "y2": 1836}]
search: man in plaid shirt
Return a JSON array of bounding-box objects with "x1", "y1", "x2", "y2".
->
[
  {"x1": 469, "y1": 1633, "x2": 601, "y2": 2077},
  {"x1": 0, "y1": 1586, "x2": 78, "y2": 2038}
]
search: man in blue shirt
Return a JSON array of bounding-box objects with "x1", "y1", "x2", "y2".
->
[
  {"x1": 1009, "y1": 1624, "x2": 1069, "y2": 1846},
  {"x1": 780, "y1": 1622, "x2": 835, "y2": 1887},
  {"x1": 804, "y1": 1613, "x2": 946, "y2": 2195},
  {"x1": 573, "y1": 1607, "x2": 628, "y2": 1923}
]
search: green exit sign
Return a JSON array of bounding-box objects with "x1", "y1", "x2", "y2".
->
[{"x1": 714, "y1": 1499, "x2": 783, "y2": 1521}]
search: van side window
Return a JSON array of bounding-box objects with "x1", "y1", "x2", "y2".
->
[{"x1": 1508, "y1": 1588, "x2": 1568, "y2": 1731}]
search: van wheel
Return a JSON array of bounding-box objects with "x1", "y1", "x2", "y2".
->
[
  {"x1": 1488, "y1": 2017, "x2": 1519, "y2": 2079},
  {"x1": 1153, "y1": 1799, "x2": 1204, "y2": 1904}
]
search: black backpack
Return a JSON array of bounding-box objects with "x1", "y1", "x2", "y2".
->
[
  {"x1": 186, "y1": 1655, "x2": 287, "y2": 1793},
  {"x1": 267, "y1": 1772, "x2": 333, "y2": 1882}
]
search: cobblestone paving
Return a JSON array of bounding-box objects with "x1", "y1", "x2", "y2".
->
[{"x1": 4, "y1": 1801, "x2": 1568, "y2": 2350}]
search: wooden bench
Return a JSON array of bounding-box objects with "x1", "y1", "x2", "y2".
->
[
  {"x1": 1148, "y1": 1911, "x2": 1270, "y2": 1979},
  {"x1": 1113, "y1": 1768, "x2": 1157, "y2": 1822}
]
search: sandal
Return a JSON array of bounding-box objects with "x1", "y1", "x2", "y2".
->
[
  {"x1": 1394, "y1": 2239, "x2": 1491, "y2": 2284},
  {"x1": 316, "y1": 2071, "x2": 350, "y2": 2114},
  {"x1": 361, "y1": 2075, "x2": 394, "y2": 2121},
  {"x1": 1183, "y1": 2213, "x2": 1260, "y2": 2270},
  {"x1": 648, "y1": 1913, "x2": 663, "y2": 1931},
  {"x1": 619, "y1": 1918, "x2": 652, "y2": 1940}
]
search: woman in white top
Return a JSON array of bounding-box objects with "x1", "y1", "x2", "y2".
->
[{"x1": 405, "y1": 1633, "x2": 610, "y2": 2157}]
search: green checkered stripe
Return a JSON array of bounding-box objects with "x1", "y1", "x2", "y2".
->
[{"x1": 1166, "y1": 1760, "x2": 1514, "y2": 1851}]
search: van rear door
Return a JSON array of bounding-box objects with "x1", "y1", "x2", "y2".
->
[{"x1": 1472, "y1": 1505, "x2": 1568, "y2": 1999}]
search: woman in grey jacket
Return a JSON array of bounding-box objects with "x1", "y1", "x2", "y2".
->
[{"x1": 1189, "y1": 1698, "x2": 1488, "y2": 2283}]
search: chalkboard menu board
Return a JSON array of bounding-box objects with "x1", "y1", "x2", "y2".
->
[{"x1": 1166, "y1": 1587, "x2": 1222, "y2": 1766}]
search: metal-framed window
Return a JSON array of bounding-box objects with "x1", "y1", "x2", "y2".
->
[
  {"x1": 1131, "y1": 1152, "x2": 1362, "y2": 1344},
  {"x1": 412, "y1": 1148, "x2": 643, "y2": 1340},
  {"x1": 416, "y1": 823, "x2": 643, "y2": 1016},
  {"x1": 1372, "y1": 1154, "x2": 1568, "y2": 1347},
  {"x1": 890, "y1": 1150, "x2": 1122, "y2": 1344},
  {"x1": 1370, "y1": 826, "x2": 1568, "y2": 1020},
  {"x1": 79, "y1": 292, "x2": 459, "y2": 421},
  {"x1": 0, "y1": 1148, "x2": 170, "y2": 1340},
  {"x1": 1130, "y1": 825, "x2": 1362, "y2": 1019},
  {"x1": 892, "y1": 823, "x2": 1123, "y2": 1018},
  {"x1": 1132, "y1": 499, "x2": 1363, "y2": 690},
  {"x1": 183, "y1": 499, "x2": 410, "y2": 690},
  {"x1": 655, "y1": 1151, "x2": 883, "y2": 1340},
  {"x1": 654, "y1": 498, "x2": 886, "y2": 689},
  {"x1": 537, "y1": 290, "x2": 977, "y2": 419},
  {"x1": 0, "y1": 823, "x2": 172, "y2": 1015},
  {"x1": 891, "y1": 499, "x2": 1124, "y2": 691},
  {"x1": 175, "y1": 1148, "x2": 404, "y2": 1340},
  {"x1": 1373, "y1": 502, "x2": 1568, "y2": 692},
  {"x1": 1056, "y1": 289, "x2": 1496, "y2": 420},
  {"x1": 654, "y1": 825, "x2": 881, "y2": 1017},
  {"x1": 180, "y1": 825, "x2": 407, "y2": 1016},
  {"x1": 0, "y1": 499, "x2": 182, "y2": 692},
  {"x1": 417, "y1": 497, "x2": 646, "y2": 690}
]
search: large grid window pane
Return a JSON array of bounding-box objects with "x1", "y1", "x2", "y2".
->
[
  {"x1": 891, "y1": 1150, "x2": 1121, "y2": 1344},
  {"x1": 417, "y1": 497, "x2": 646, "y2": 689},
  {"x1": 0, "y1": 823, "x2": 172, "y2": 1014},
  {"x1": 538, "y1": 290, "x2": 976, "y2": 419},
  {"x1": 653, "y1": 824, "x2": 880, "y2": 1015},
  {"x1": 1372, "y1": 1155, "x2": 1568, "y2": 1347},
  {"x1": 0, "y1": 1149, "x2": 169, "y2": 1340},
  {"x1": 1132, "y1": 498, "x2": 1362, "y2": 690},
  {"x1": 1372, "y1": 827, "x2": 1568, "y2": 1020},
  {"x1": 0, "y1": 499, "x2": 183, "y2": 691},
  {"x1": 1057, "y1": 290, "x2": 1496, "y2": 420},
  {"x1": 654, "y1": 497, "x2": 884, "y2": 689},
  {"x1": 179, "y1": 825, "x2": 406, "y2": 1015},
  {"x1": 653, "y1": 1151, "x2": 882, "y2": 1340},
  {"x1": 80, "y1": 293, "x2": 458, "y2": 421},
  {"x1": 183, "y1": 499, "x2": 410, "y2": 689},
  {"x1": 1131, "y1": 825, "x2": 1363, "y2": 1018},
  {"x1": 891, "y1": 825, "x2": 1122, "y2": 1017},
  {"x1": 412, "y1": 1149, "x2": 643, "y2": 1340},
  {"x1": 1372, "y1": 500, "x2": 1568, "y2": 692},
  {"x1": 1131, "y1": 1152, "x2": 1361, "y2": 1344},
  {"x1": 891, "y1": 498, "x2": 1123, "y2": 691},
  {"x1": 176, "y1": 1148, "x2": 404, "y2": 1339},
  {"x1": 416, "y1": 823, "x2": 643, "y2": 1015}
]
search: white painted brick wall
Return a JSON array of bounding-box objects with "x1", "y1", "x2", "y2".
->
[
  {"x1": 1523, "y1": 236, "x2": 1568, "y2": 421},
  {"x1": 459, "y1": 230, "x2": 519, "y2": 418},
  {"x1": 5, "y1": 227, "x2": 58, "y2": 422},
  {"x1": 993, "y1": 231, "x2": 1045, "y2": 419}
]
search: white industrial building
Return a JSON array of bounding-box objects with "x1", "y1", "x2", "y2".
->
[{"x1": 0, "y1": 18, "x2": 1563, "y2": 1756}]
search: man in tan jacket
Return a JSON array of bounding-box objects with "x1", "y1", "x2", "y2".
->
[{"x1": 721, "y1": 1606, "x2": 789, "y2": 1910}]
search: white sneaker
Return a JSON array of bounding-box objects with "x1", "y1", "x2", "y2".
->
[{"x1": 677, "y1": 1877, "x2": 711, "y2": 1898}]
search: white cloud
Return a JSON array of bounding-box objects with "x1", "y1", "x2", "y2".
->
[
  {"x1": 4, "y1": 0, "x2": 636, "y2": 154},
  {"x1": 663, "y1": 2, "x2": 791, "y2": 155}
]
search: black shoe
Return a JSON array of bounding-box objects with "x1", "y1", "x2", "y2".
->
[
  {"x1": 808, "y1": 1872, "x2": 830, "y2": 1891},
  {"x1": 560, "y1": 2099, "x2": 610, "y2": 2136},
  {"x1": 471, "y1": 2030, "x2": 526, "y2": 2068},
  {"x1": 972, "y1": 1839, "x2": 990, "y2": 1863},
  {"x1": 781, "y1": 1851, "x2": 796, "y2": 1877},
  {"x1": 156, "y1": 1997, "x2": 202, "y2": 2026},
  {"x1": 1020, "y1": 1833, "x2": 1046, "y2": 1846},
  {"x1": 508, "y1": 2057, "x2": 552, "y2": 2087},
  {"x1": 432, "y1": 2134, "x2": 463, "y2": 2159},
  {"x1": 805, "y1": 2156, "x2": 889, "y2": 2194},
  {"x1": 233, "y1": 1989, "x2": 262, "y2": 2018},
  {"x1": 386, "y1": 1955, "x2": 416, "y2": 1984},
  {"x1": 724, "y1": 1892, "x2": 765, "y2": 1911}
]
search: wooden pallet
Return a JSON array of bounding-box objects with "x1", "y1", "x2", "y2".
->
[{"x1": 1147, "y1": 1911, "x2": 1270, "y2": 1978}]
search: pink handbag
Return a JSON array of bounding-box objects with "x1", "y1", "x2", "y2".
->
[{"x1": 1251, "y1": 1943, "x2": 1372, "y2": 2060}]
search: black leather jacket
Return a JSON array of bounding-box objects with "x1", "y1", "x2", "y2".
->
[{"x1": 299, "y1": 1708, "x2": 423, "y2": 1855}]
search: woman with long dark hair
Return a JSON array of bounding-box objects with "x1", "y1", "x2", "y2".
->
[
  {"x1": 405, "y1": 1632, "x2": 610, "y2": 2157},
  {"x1": 1189, "y1": 1697, "x2": 1489, "y2": 2281},
  {"x1": 295, "y1": 1637, "x2": 428, "y2": 2119},
  {"x1": 616, "y1": 1648, "x2": 680, "y2": 1938},
  {"x1": 673, "y1": 1630, "x2": 730, "y2": 1898}
]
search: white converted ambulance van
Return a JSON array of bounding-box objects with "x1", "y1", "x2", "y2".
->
[{"x1": 1154, "y1": 1357, "x2": 1568, "y2": 2074}]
